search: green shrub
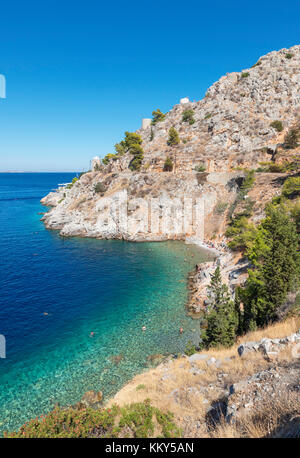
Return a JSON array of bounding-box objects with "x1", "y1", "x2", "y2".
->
[
  {"x1": 251, "y1": 61, "x2": 261, "y2": 68},
  {"x1": 282, "y1": 177, "x2": 300, "y2": 198},
  {"x1": 182, "y1": 109, "x2": 195, "y2": 125},
  {"x1": 204, "y1": 113, "x2": 212, "y2": 120},
  {"x1": 66, "y1": 177, "x2": 78, "y2": 189},
  {"x1": 215, "y1": 201, "x2": 228, "y2": 215},
  {"x1": 150, "y1": 128, "x2": 154, "y2": 141},
  {"x1": 285, "y1": 53, "x2": 294, "y2": 59},
  {"x1": 167, "y1": 127, "x2": 180, "y2": 146},
  {"x1": 136, "y1": 384, "x2": 146, "y2": 391},
  {"x1": 194, "y1": 165, "x2": 206, "y2": 172},
  {"x1": 163, "y1": 157, "x2": 173, "y2": 171},
  {"x1": 152, "y1": 109, "x2": 165, "y2": 124},
  {"x1": 184, "y1": 341, "x2": 197, "y2": 356},
  {"x1": 5, "y1": 401, "x2": 180, "y2": 438},
  {"x1": 102, "y1": 153, "x2": 117, "y2": 165},
  {"x1": 241, "y1": 72, "x2": 250, "y2": 78},
  {"x1": 94, "y1": 182, "x2": 107, "y2": 194},
  {"x1": 284, "y1": 128, "x2": 299, "y2": 150},
  {"x1": 270, "y1": 120, "x2": 283, "y2": 132}
]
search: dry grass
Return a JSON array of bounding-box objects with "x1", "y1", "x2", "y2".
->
[
  {"x1": 106, "y1": 316, "x2": 300, "y2": 437},
  {"x1": 209, "y1": 391, "x2": 300, "y2": 438}
]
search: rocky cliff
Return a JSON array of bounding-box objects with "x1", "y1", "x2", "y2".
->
[{"x1": 41, "y1": 45, "x2": 300, "y2": 241}]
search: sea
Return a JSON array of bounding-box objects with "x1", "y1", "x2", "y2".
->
[{"x1": 0, "y1": 173, "x2": 212, "y2": 434}]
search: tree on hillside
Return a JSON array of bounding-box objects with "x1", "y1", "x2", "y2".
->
[
  {"x1": 241, "y1": 204, "x2": 300, "y2": 331},
  {"x1": 284, "y1": 128, "x2": 299, "y2": 150},
  {"x1": 114, "y1": 131, "x2": 145, "y2": 171},
  {"x1": 152, "y1": 109, "x2": 165, "y2": 124},
  {"x1": 200, "y1": 267, "x2": 238, "y2": 349},
  {"x1": 167, "y1": 127, "x2": 180, "y2": 146}
]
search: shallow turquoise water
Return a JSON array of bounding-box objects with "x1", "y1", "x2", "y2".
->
[{"x1": 0, "y1": 173, "x2": 212, "y2": 434}]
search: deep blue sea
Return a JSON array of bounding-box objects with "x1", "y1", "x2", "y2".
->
[{"x1": 0, "y1": 173, "x2": 211, "y2": 434}]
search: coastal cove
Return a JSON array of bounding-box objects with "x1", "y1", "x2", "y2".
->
[{"x1": 0, "y1": 173, "x2": 213, "y2": 435}]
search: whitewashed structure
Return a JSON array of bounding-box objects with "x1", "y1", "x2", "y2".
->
[{"x1": 142, "y1": 118, "x2": 152, "y2": 129}]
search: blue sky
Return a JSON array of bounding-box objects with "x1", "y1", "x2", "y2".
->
[{"x1": 0, "y1": 0, "x2": 300, "y2": 172}]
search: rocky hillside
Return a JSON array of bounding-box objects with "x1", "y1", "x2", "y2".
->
[
  {"x1": 41, "y1": 44, "x2": 300, "y2": 241},
  {"x1": 107, "y1": 317, "x2": 300, "y2": 438}
]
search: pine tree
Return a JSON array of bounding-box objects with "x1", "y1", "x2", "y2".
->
[
  {"x1": 152, "y1": 109, "x2": 165, "y2": 124},
  {"x1": 200, "y1": 267, "x2": 238, "y2": 349},
  {"x1": 167, "y1": 127, "x2": 180, "y2": 146},
  {"x1": 242, "y1": 204, "x2": 300, "y2": 330},
  {"x1": 114, "y1": 131, "x2": 145, "y2": 171}
]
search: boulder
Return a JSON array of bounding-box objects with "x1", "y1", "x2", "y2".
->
[{"x1": 80, "y1": 390, "x2": 103, "y2": 407}]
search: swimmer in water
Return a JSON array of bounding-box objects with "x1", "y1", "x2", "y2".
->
[
  {"x1": 179, "y1": 327, "x2": 183, "y2": 334},
  {"x1": 90, "y1": 331, "x2": 94, "y2": 337},
  {"x1": 142, "y1": 326, "x2": 146, "y2": 332}
]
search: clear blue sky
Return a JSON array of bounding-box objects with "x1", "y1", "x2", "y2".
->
[{"x1": 0, "y1": 0, "x2": 300, "y2": 172}]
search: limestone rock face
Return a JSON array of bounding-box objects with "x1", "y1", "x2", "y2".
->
[
  {"x1": 41, "y1": 45, "x2": 300, "y2": 241},
  {"x1": 41, "y1": 169, "x2": 241, "y2": 240}
]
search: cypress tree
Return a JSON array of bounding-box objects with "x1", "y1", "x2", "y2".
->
[{"x1": 200, "y1": 267, "x2": 238, "y2": 349}]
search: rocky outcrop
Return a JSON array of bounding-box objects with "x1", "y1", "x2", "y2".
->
[{"x1": 41, "y1": 171, "x2": 240, "y2": 240}]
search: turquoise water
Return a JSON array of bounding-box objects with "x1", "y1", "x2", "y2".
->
[{"x1": 0, "y1": 173, "x2": 212, "y2": 434}]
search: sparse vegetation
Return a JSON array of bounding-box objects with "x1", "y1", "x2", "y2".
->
[
  {"x1": 284, "y1": 128, "x2": 299, "y2": 150},
  {"x1": 270, "y1": 120, "x2": 283, "y2": 132},
  {"x1": 204, "y1": 113, "x2": 212, "y2": 120},
  {"x1": 66, "y1": 177, "x2": 78, "y2": 189},
  {"x1": 194, "y1": 165, "x2": 206, "y2": 172},
  {"x1": 163, "y1": 157, "x2": 173, "y2": 172},
  {"x1": 285, "y1": 53, "x2": 294, "y2": 59},
  {"x1": 94, "y1": 182, "x2": 107, "y2": 194},
  {"x1": 251, "y1": 60, "x2": 261, "y2": 68},
  {"x1": 215, "y1": 202, "x2": 228, "y2": 215},
  {"x1": 241, "y1": 72, "x2": 250, "y2": 78},
  {"x1": 182, "y1": 109, "x2": 195, "y2": 125}
]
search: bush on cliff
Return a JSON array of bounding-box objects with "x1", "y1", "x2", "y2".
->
[
  {"x1": 182, "y1": 109, "x2": 195, "y2": 125},
  {"x1": 163, "y1": 157, "x2": 173, "y2": 172},
  {"x1": 284, "y1": 128, "x2": 299, "y2": 150},
  {"x1": 5, "y1": 400, "x2": 181, "y2": 438},
  {"x1": 66, "y1": 177, "x2": 78, "y2": 189},
  {"x1": 167, "y1": 127, "x2": 180, "y2": 146},
  {"x1": 94, "y1": 182, "x2": 107, "y2": 194},
  {"x1": 270, "y1": 120, "x2": 283, "y2": 132},
  {"x1": 282, "y1": 176, "x2": 300, "y2": 199}
]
